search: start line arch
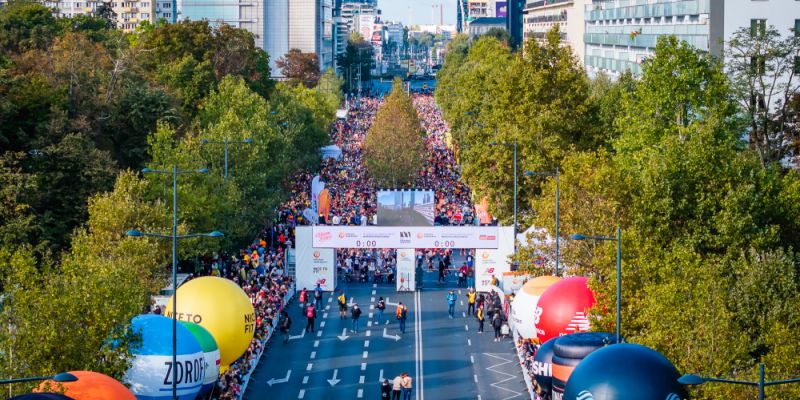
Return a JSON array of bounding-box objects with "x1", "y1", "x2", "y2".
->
[{"x1": 294, "y1": 226, "x2": 515, "y2": 293}]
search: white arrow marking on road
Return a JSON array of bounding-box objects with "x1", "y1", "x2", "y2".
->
[
  {"x1": 378, "y1": 369, "x2": 385, "y2": 383},
  {"x1": 338, "y1": 328, "x2": 350, "y2": 341},
  {"x1": 327, "y1": 369, "x2": 341, "y2": 386},
  {"x1": 383, "y1": 328, "x2": 401, "y2": 341},
  {"x1": 385, "y1": 297, "x2": 399, "y2": 307},
  {"x1": 288, "y1": 329, "x2": 306, "y2": 341},
  {"x1": 267, "y1": 370, "x2": 291, "y2": 386}
]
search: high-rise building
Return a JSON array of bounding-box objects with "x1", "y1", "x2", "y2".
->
[
  {"x1": 523, "y1": 0, "x2": 587, "y2": 62},
  {"x1": 3, "y1": 0, "x2": 177, "y2": 32},
  {"x1": 457, "y1": 0, "x2": 468, "y2": 32},
  {"x1": 262, "y1": 0, "x2": 333, "y2": 76},
  {"x1": 181, "y1": 0, "x2": 263, "y2": 46},
  {"x1": 584, "y1": 0, "x2": 800, "y2": 77},
  {"x1": 507, "y1": 0, "x2": 525, "y2": 48}
]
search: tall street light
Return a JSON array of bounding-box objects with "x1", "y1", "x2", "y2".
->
[
  {"x1": 679, "y1": 363, "x2": 800, "y2": 399},
  {"x1": 570, "y1": 226, "x2": 621, "y2": 344},
  {"x1": 524, "y1": 167, "x2": 560, "y2": 275},
  {"x1": 128, "y1": 165, "x2": 223, "y2": 400},
  {"x1": 489, "y1": 139, "x2": 518, "y2": 253},
  {"x1": 200, "y1": 138, "x2": 254, "y2": 180}
]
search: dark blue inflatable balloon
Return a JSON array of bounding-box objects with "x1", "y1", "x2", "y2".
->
[
  {"x1": 532, "y1": 337, "x2": 557, "y2": 393},
  {"x1": 563, "y1": 343, "x2": 689, "y2": 400}
]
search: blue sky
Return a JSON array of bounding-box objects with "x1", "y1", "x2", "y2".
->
[{"x1": 378, "y1": 0, "x2": 456, "y2": 26}]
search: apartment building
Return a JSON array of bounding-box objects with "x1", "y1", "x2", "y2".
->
[{"x1": 6, "y1": 0, "x2": 176, "y2": 32}]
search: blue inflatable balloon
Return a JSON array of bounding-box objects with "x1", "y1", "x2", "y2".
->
[
  {"x1": 124, "y1": 314, "x2": 204, "y2": 400},
  {"x1": 564, "y1": 343, "x2": 689, "y2": 400},
  {"x1": 532, "y1": 337, "x2": 557, "y2": 393}
]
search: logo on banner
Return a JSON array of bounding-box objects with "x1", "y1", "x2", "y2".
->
[
  {"x1": 486, "y1": 268, "x2": 495, "y2": 274},
  {"x1": 417, "y1": 232, "x2": 424, "y2": 239},
  {"x1": 400, "y1": 232, "x2": 411, "y2": 238},
  {"x1": 315, "y1": 231, "x2": 332, "y2": 242},
  {"x1": 313, "y1": 251, "x2": 321, "y2": 259},
  {"x1": 317, "y1": 279, "x2": 327, "y2": 285},
  {"x1": 339, "y1": 232, "x2": 346, "y2": 238},
  {"x1": 400, "y1": 251, "x2": 407, "y2": 257},
  {"x1": 479, "y1": 235, "x2": 496, "y2": 240},
  {"x1": 482, "y1": 251, "x2": 490, "y2": 259}
]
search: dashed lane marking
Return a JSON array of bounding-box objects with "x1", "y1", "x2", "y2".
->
[
  {"x1": 363, "y1": 351, "x2": 369, "y2": 358},
  {"x1": 306, "y1": 363, "x2": 312, "y2": 371},
  {"x1": 361, "y1": 363, "x2": 367, "y2": 371},
  {"x1": 310, "y1": 351, "x2": 316, "y2": 359},
  {"x1": 317, "y1": 331, "x2": 322, "y2": 337},
  {"x1": 474, "y1": 374, "x2": 478, "y2": 383},
  {"x1": 323, "y1": 313, "x2": 328, "y2": 319},
  {"x1": 313, "y1": 340, "x2": 319, "y2": 348},
  {"x1": 298, "y1": 389, "x2": 305, "y2": 399},
  {"x1": 320, "y1": 321, "x2": 326, "y2": 328},
  {"x1": 357, "y1": 389, "x2": 364, "y2": 398},
  {"x1": 364, "y1": 340, "x2": 370, "y2": 348},
  {"x1": 468, "y1": 339, "x2": 472, "y2": 346},
  {"x1": 366, "y1": 330, "x2": 371, "y2": 337},
  {"x1": 302, "y1": 376, "x2": 309, "y2": 384},
  {"x1": 471, "y1": 355, "x2": 474, "y2": 364},
  {"x1": 359, "y1": 376, "x2": 365, "y2": 384},
  {"x1": 465, "y1": 325, "x2": 469, "y2": 331}
]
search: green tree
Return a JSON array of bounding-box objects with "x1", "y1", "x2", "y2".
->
[
  {"x1": 337, "y1": 33, "x2": 374, "y2": 92},
  {"x1": 364, "y1": 78, "x2": 425, "y2": 187},
  {"x1": 276, "y1": 49, "x2": 321, "y2": 88},
  {"x1": 726, "y1": 25, "x2": 800, "y2": 166},
  {"x1": 0, "y1": 0, "x2": 58, "y2": 54}
]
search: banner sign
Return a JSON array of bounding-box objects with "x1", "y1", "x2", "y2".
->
[
  {"x1": 311, "y1": 226, "x2": 500, "y2": 249},
  {"x1": 475, "y1": 226, "x2": 515, "y2": 292},
  {"x1": 396, "y1": 249, "x2": 416, "y2": 292},
  {"x1": 295, "y1": 227, "x2": 336, "y2": 291}
]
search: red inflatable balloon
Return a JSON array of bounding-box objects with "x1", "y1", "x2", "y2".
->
[{"x1": 535, "y1": 277, "x2": 596, "y2": 343}]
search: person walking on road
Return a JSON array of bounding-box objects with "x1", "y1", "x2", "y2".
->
[
  {"x1": 391, "y1": 375, "x2": 403, "y2": 400},
  {"x1": 314, "y1": 283, "x2": 323, "y2": 310},
  {"x1": 305, "y1": 303, "x2": 316, "y2": 333},
  {"x1": 476, "y1": 304, "x2": 485, "y2": 333},
  {"x1": 491, "y1": 310, "x2": 503, "y2": 342},
  {"x1": 467, "y1": 288, "x2": 476, "y2": 316},
  {"x1": 446, "y1": 290, "x2": 457, "y2": 319},
  {"x1": 396, "y1": 302, "x2": 408, "y2": 334},
  {"x1": 376, "y1": 297, "x2": 386, "y2": 324},
  {"x1": 351, "y1": 302, "x2": 362, "y2": 333},
  {"x1": 401, "y1": 373, "x2": 413, "y2": 400},
  {"x1": 279, "y1": 310, "x2": 291, "y2": 343},
  {"x1": 438, "y1": 259, "x2": 446, "y2": 283},
  {"x1": 381, "y1": 379, "x2": 392, "y2": 400},
  {"x1": 337, "y1": 290, "x2": 347, "y2": 319},
  {"x1": 299, "y1": 287, "x2": 308, "y2": 309}
]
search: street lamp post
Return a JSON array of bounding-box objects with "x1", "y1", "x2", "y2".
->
[
  {"x1": 679, "y1": 363, "x2": 800, "y2": 399},
  {"x1": 489, "y1": 139, "x2": 519, "y2": 253},
  {"x1": 128, "y1": 165, "x2": 223, "y2": 400},
  {"x1": 200, "y1": 138, "x2": 254, "y2": 180},
  {"x1": 570, "y1": 226, "x2": 622, "y2": 344},
  {"x1": 524, "y1": 167, "x2": 560, "y2": 275}
]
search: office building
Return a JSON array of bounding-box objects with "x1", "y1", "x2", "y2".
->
[
  {"x1": 523, "y1": 0, "x2": 587, "y2": 62},
  {"x1": 584, "y1": 0, "x2": 800, "y2": 77},
  {"x1": 469, "y1": 16, "x2": 507, "y2": 41},
  {"x1": 262, "y1": 0, "x2": 333, "y2": 75},
  {"x1": 457, "y1": 0, "x2": 468, "y2": 32},
  {"x1": 507, "y1": 0, "x2": 525, "y2": 48},
  {"x1": 3, "y1": 0, "x2": 176, "y2": 32},
  {"x1": 181, "y1": 0, "x2": 262, "y2": 46}
]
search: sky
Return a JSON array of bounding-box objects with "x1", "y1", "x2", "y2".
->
[{"x1": 378, "y1": 0, "x2": 457, "y2": 26}]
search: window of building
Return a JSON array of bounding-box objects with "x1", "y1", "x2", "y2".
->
[
  {"x1": 162, "y1": 2, "x2": 170, "y2": 7},
  {"x1": 141, "y1": 12, "x2": 149, "y2": 17},
  {"x1": 164, "y1": 12, "x2": 171, "y2": 17},
  {"x1": 750, "y1": 19, "x2": 766, "y2": 37},
  {"x1": 795, "y1": 19, "x2": 800, "y2": 36},
  {"x1": 751, "y1": 56, "x2": 766, "y2": 75},
  {"x1": 795, "y1": 56, "x2": 800, "y2": 74}
]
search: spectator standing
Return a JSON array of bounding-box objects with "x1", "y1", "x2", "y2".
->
[
  {"x1": 338, "y1": 290, "x2": 347, "y2": 319},
  {"x1": 476, "y1": 304, "x2": 485, "y2": 333},
  {"x1": 396, "y1": 302, "x2": 408, "y2": 334},
  {"x1": 305, "y1": 303, "x2": 316, "y2": 333},
  {"x1": 299, "y1": 287, "x2": 308, "y2": 309},
  {"x1": 446, "y1": 290, "x2": 457, "y2": 319},
  {"x1": 314, "y1": 284, "x2": 323, "y2": 310},
  {"x1": 401, "y1": 373, "x2": 413, "y2": 400},
  {"x1": 391, "y1": 375, "x2": 403, "y2": 400},
  {"x1": 351, "y1": 302, "x2": 362, "y2": 333},
  {"x1": 381, "y1": 379, "x2": 392, "y2": 400},
  {"x1": 467, "y1": 288, "x2": 476, "y2": 316},
  {"x1": 376, "y1": 297, "x2": 386, "y2": 324},
  {"x1": 492, "y1": 311, "x2": 503, "y2": 342},
  {"x1": 279, "y1": 310, "x2": 291, "y2": 343}
]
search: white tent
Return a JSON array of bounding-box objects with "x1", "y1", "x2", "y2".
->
[
  {"x1": 336, "y1": 109, "x2": 348, "y2": 120},
  {"x1": 320, "y1": 145, "x2": 342, "y2": 160}
]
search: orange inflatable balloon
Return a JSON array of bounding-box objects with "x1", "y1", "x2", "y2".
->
[{"x1": 38, "y1": 371, "x2": 135, "y2": 400}]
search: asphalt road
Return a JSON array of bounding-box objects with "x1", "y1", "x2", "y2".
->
[{"x1": 244, "y1": 260, "x2": 528, "y2": 400}]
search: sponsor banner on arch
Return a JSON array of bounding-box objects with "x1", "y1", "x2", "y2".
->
[
  {"x1": 311, "y1": 226, "x2": 500, "y2": 249},
  {"x1": 475, "y1": 226, "x2": 515, "y2": 292},
  {"x1": 396, "y1": 249, "x2": 416, "y2": 292},
  {"x1": 296, "y1": 227, "x2": 336, "y2": 292}
]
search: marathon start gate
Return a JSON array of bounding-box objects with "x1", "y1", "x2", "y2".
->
[{"x1": 294, "y1": 226, "x2": 515, "y2": 293}]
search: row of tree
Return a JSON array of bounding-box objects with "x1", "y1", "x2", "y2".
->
[
  {"x1": 0, "y1": 0, "x2": 340, "y2": 390},
  {"x1": 437, "y1": 27, "x2": 800, "y2": 399}
]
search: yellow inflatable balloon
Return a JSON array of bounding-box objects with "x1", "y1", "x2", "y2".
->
[{"x1": 166, "y1": 276, "x2": 255, "y2": 368}]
